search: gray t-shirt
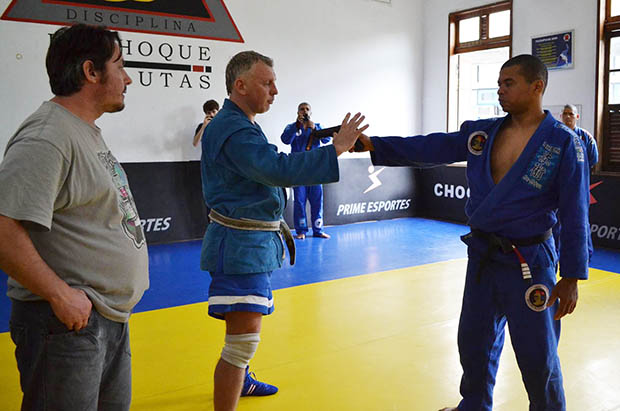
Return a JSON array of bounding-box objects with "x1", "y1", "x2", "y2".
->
[{"x1": 0, "y1": 101, "x2": 149, "y2": 323}]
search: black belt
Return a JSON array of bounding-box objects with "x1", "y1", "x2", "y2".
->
[{"x1": 464, "y1": 228, "x2": 552, "y2": 282}]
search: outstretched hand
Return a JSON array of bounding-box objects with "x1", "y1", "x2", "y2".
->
[
  {"x1": 547, "y1": 277, "x2": 578, "y2": 320},
  {"x1": 332, "y1": 112, "x2": 369, "y2": 155},
  {"x1": 349, "y1": 133, "x2": 373, "y2": 152}
]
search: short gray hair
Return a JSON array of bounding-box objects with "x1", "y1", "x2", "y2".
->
[
  {"x1": 563, "y1": 104, "x2": 578, "y2": 114},
  {"x1": 225, "y1": 51, "x2": 273, "y2": 95}
]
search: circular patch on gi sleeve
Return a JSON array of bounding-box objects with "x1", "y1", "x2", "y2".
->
[
  {"x1": 525, "y1": 284, "x2": 550, "y2": 312},
  {"x1": 467, "y1": 131, "x2": 488, "y2": 156}
]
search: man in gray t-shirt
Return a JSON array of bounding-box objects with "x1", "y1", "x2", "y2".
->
[{"x1": 0, "y1": 24, "x2": 148, "y2": 411}]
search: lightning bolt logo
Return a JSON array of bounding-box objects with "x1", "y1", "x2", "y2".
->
[{"x1": 364, "y1": 166, "x2": 385, "y2": 194}]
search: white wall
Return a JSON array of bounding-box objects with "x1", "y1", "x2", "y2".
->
[
  {"x1": 1, "y1": 0, "x2": 600, "y2": 161},
  {"x1": 0, "y1": 0, "x2": 424, "y2": 162},
  {"x1": 512, "y1": 0, "x2": 597, "y2": 133},
  {"x1": 422, "y1": 0, "x2": 598, "y2": 134}
]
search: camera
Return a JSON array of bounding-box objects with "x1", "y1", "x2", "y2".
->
[{"x1": 303, "y1": 114, "x2": 310, "y2": 122}]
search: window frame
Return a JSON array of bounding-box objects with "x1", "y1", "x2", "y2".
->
[
  {"x1": 447, "y1": 1, "x2": 512, "y2": 131},
  {"x1": 596, "y1": 0, "x2": 620, "y2": 173},
  {"x1": 449, "y1": 1, "x2": 512, "y2": 55}
]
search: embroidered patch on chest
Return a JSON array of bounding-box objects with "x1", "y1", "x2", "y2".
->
[
  {"x1": 467, "y1": 131, "x2": 488, "y2": 155},
  {"x1": 522, "y1": 141, "x2": 561, "y2": 190}
]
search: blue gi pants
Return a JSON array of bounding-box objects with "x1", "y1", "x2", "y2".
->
[
  {"x1": 457, "y1": 257, "x2": 565, "y2": 411},
  {"x1": 293, "y1": 185, "x2": 324, "y2": 235}
]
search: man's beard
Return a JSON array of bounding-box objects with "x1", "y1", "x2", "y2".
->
[
  {"x1": 106, "y1": 102, "x2": 125, "y2": 113},
  {"x1": 101, "y1": 71, "x2": 126, "y2": 113}
]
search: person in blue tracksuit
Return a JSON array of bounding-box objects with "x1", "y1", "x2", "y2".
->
[
  {"x1": 281, "y1": 102, "x2": 332, "y2": 239},
  {"x1": 355, "y1": 55, "x2": 589, "y2": 411},
  {"x1": 553, "y1": 103, "x2": 599, "y2": 259},
  {"x1": 201, "y1": 50, "x2": 367, "y2": 411}
]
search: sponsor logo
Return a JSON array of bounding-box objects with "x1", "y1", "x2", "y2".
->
[
  {"x1": 336, "y1": 199, "x2": 412, "y2": 216},
  {"x1": 1, "y1": 0, "x2": 243, "y2": 42},
  {"x1": 525, "y1": 284, "x2": 549, "y2": 312},
  {"x1": 336, "y1": 167, "x2": 410, "y2": 217},
  {"x1": 591, "y1": 224, "x2": 620, "y2": 241},
  {"x1": 140, "y1": 217, "x2": 172, "y2": 232},
  {"x1": 590, "y1": 180, "x2": 603, "y2": 205},
  {"x1": 364, "y1": 165, "x2": 385, "y2": 194},
  {"x1": 467, "y1": 131, "x2": 488, "y2": 155},
  {"x1": 433, "y1": 183, "x2": 470, "y2": 199}
]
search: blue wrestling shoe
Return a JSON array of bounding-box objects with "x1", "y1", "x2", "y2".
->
[{"x1": 241, "y1": 367, "x2": 278, "y2": 396}]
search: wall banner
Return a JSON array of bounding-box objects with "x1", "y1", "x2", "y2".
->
[
  {"x1": 284, "y1": 158, "x2": 418, "y2": 228},
  {"x1": 416, "y1": 166, "x2": 469, "y2": 224},
  {"x1": 589, "y1": 175, "x2": 620, "y2": 250},
  {"x1": 532, "y1": 30, "x2": 574, "y2": 70},
  {"x1": 1, "y1": 0, "x2": 243, "y2": 41},
  {"x1": 321, "y1": 158, "x2": 418, "y2": 226},
  {"x1": 122, "y1": 161, "x2": 208, "y2": 245},
  {"x1": 121, "y1": 161, "x2": 619, "y2": 251},
  {"x1": 124, "y1": 158, "x2": 418, "y2": 244},
  {"x1": 416, "y1": 166, "x2": 620, "y2": 250}
]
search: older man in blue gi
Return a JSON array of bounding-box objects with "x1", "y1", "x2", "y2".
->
[
  {"x1": 281, "y1": 102, "x2": 332, "y2": 239},
  {"x1": 552, "y1": 103, "x2": 599, "y2": 259},
  {"x1": 355, "y1": 55, "x2": 589, "y2": 411},
  {"x1": 201, "y1": 50, "x2": 367, "y2": 411},
  {"x1": 560, "y1": 104, "x2": 598, "y2": 169}
]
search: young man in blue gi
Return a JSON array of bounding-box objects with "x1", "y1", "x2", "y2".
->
[
  {"x1": 553, "y1": 103, "x2": 599, "y2": 259},
  {"x1": 281, "y1": 102, "x2": 332, "y2": 239},
  {"x1": 201, "y1": 50, "x2": 367, "y2": 411},
  {"x1": 355, "y1": 55, "x2": 589, "y2": 411}
]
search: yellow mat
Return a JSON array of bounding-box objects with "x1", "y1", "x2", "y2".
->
[{"x1": 1, "y1": 260, "x2": 619, "y2": 410}]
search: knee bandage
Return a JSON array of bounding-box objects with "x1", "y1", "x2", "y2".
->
[{"x1": 221, "y1": 333, "x2": 260, "y2": 369}]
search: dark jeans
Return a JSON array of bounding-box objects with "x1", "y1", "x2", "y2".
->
[{"x1": 9, "y1": 299, "x2": 132, "y2": 411}]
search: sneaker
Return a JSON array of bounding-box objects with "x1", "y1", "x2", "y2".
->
[{"x1": 240, "y1": 367, "x2": 278, "y2": 397}]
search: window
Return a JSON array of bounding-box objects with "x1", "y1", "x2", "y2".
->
[
  {"x1": 597, "y1": 0, "x2": 620, "y2": 172},
  {"x1": 448, "y1": 2, "x2": 512, "y2": 132}
]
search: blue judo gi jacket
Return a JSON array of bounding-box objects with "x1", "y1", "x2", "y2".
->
[
  {"x1": 552, "y1": 125, "x2": 598, "y2": 259},
  {"x1": 200, "y1": 99, "x2": 339, "y2": 275},
  {"x1": 573, "y1": 126, "x2": 598, "y2": 168},
  {"x1": 370, "y1": 111, "x2": 590, "y2": 279}
]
